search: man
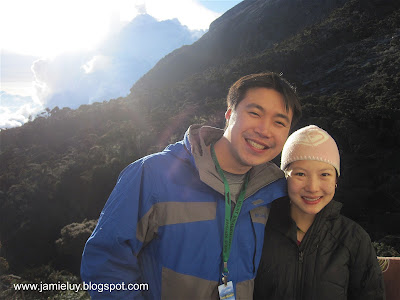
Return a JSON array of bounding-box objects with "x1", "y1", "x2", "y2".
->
[{"x1": 81, "y1": 72, "x2": 302, "y2": 299}]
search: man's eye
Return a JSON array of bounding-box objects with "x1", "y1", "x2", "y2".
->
[
  {"x1": 276, "y1": 121, "x2": 286, "y2": 127},
  {"x1": 249, "y1": 112, "x2": 259, "y2": 117},
  {"x1": 295, "y1": 172, "x2": 305, "y2": 176},
  {"x1": 321, "y1": 173, "x2": 331, "y2": 177}
]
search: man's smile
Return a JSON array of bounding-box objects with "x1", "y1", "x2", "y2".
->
[{"x1": 246, "y1": 138, "x2": 270, "y2": 151}]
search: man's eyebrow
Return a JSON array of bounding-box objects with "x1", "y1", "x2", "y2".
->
[
  {"x1": 245, "y1": 103, "x2": 291, "y2": 123},
  {"x1": 276, "y1": 113, "x2": 291, "y2": 123},
  {"x1": 245, "y1": 103, "x2": 264, "y2": 111}
]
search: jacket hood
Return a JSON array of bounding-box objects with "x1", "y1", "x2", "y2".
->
[{"x1": 181, "y1": 124, "x2": 285, "y2": 199}]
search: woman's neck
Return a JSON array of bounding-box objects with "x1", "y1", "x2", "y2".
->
[{"x1": 290, "y1": 203, "x2": 315, "y2": 235}]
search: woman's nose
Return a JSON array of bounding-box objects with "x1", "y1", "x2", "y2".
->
[{"x1": 304, "y1": 177, "x2": 319, "y2": 192}]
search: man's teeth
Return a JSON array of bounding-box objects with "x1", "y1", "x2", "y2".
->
[
  {"x1": 248, "y1": 140, "x2": 266, "y2": 150},
  {"x1": 303, "y1": 196, "x2": 321, "y2": 201}
]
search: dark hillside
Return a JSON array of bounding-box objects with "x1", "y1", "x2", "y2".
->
[
  {"x1": 133, "y1": 0, "x2": 349, "y2": 90},
  {"x1": 0, "y1": 0, "x2": 399, "y2": 284}
]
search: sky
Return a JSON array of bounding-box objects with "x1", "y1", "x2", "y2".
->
[{"x1": 0, "y1": 0, "x2": 243, "y2": 129}]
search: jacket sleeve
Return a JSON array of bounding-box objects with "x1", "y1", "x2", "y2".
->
[
  {"x1": 348, "y1": 228, "x2": 386, "y2": 300},
  {"x1": 80, "y1": 159, "x2": 157, "y2": 299}
]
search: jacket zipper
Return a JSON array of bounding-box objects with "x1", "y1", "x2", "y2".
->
[
  {"x1": 297, "y1": 250, "x2": 304, "y2": 299},
  {"x1": 295, "y1": 212, "x2": 323, "y2": 299}
]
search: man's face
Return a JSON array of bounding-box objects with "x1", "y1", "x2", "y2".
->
[{"x1": 222, "y1": 87, "x2": 292, "y2": 173}]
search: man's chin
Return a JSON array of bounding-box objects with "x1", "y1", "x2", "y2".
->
[
  {"x1": 244, "y1": 153, "x2": 279, "y2": 167},
  {"x1": 242, "y1": 158, "x2": 273, "y2": 168}
]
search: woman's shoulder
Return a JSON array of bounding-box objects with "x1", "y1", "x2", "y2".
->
[{"x1": 327, "y1": 212, "x2": 372, "y2": 249}]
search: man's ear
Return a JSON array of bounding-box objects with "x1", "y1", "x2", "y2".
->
[{"x1": 225, "y1": 107, "x2": 232, "y2": 121}]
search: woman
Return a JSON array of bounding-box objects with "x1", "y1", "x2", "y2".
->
[{"x1": 254, "y1": 125, "x2": 385, "y2": 300}]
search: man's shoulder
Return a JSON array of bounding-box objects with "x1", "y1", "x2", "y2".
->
[
  {"x1": 250, "y1": 162, "x2": 284, "y2": 180},
  {"x1": 246, "y1": 162, "x2": 285, "y2": 195},
  {"x1": 122, "y1": 140, "x2": 190, "y2": 173}
]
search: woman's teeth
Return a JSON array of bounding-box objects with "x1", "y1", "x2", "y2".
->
[{"x1": 303, "y1": 196, "x2": 322, "y2": 202}]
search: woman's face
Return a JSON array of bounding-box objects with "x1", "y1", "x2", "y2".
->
[{"x1": 286, "y1": 160, "x2": 337, "y2": 218}]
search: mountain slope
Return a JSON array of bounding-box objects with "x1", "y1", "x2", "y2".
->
[{"x1": 131, "y1": 0, "x2": 349, "y2": 91}]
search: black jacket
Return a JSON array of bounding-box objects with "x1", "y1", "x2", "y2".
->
[{"x1": 254, "y1": 197, "x2": 385, "y2": 300}]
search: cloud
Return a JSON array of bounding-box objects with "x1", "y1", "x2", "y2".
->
[
  {"x1": 1, "y1": 0, "x2": 222, "y2": 128},
  {"x1": 146, "y1": 0, "x2": 220, "y2": 30},
  {"x1": 28, "y1": 14, "x2": 205, "y2": 110},
  {"x1": 0, "y1": 0, "x2": 218, "y2": 57},
  {"x1": 0, "y1": 91, "x2": 43, "y2": 129},
  {"x1": 82, "y1": 55, "x2": 113, "y2": 74}
]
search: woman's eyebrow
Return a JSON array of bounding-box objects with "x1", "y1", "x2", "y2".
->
[{"x1": 319, "y1": 169, "x2": 335, "y2": 172}]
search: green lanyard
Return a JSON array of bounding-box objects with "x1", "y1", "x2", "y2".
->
[{"x1": 210, "y1": 143, "x2": 250, "y2": 285}]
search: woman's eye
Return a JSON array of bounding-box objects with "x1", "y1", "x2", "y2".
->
[
  {"x1": 295, "y1": 172, "x2": 305, "y2": 176},
  {"x1": 321, "y1": 173, "x2": 331, "y2": 177}
]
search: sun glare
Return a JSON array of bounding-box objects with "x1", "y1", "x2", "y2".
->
[
  {"x1": 1, "y1": 0, "x2": 217, "y2": 58},
  {"x1": 0, "y1": 0, "x2": 218, "y2": 57},
  {"x1": 1, "y1": 0, "x2": 123, "y2": 57}
]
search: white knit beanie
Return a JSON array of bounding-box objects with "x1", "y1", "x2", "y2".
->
[{"x1": 280, "y1": 125, "x2": 340, "y2": 176}]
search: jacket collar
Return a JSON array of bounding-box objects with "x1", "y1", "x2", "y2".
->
[
  {"x1": 183, "y1": 124, "x2": 285, "y2": 198},
  {"x1": 268, "y1": 197, "x2": 343, "y2": 241},
  {"x1": 268, "y1": 197, "x2": 296, "y2": 240}
]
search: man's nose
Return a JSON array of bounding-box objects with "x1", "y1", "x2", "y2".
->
[{"x1": 254, "y1": 120, "x2": 272, "y2": 138}]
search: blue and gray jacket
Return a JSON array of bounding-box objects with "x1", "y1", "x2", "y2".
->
[{"x1": 81, "y1": 125, "x2": 287, "y2": 299}]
